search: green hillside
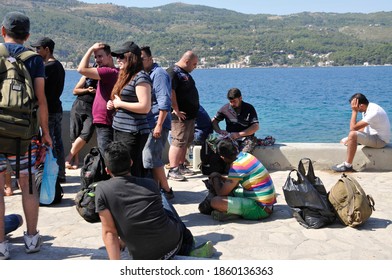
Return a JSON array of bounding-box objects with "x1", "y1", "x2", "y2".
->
[{"x1": 1, "y1": 0, "x2": 392, "y2": 67}]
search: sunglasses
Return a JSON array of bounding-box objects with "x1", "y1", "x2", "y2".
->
[{"x1": 117, "y1": 54, "x2": 125, "y2": 59}]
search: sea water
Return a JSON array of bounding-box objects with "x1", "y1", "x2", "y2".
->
[{"x1": 61, "y1": 66, "x2": 392, "y2": 143}]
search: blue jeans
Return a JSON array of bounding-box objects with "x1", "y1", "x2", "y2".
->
[
  {"x1": 4, "y1": 214, "x2": 22, "y2": 235},
  {"x1": 49, "y1": 113, "x2": 65, "y2": 178},
  {"x1": 95, "y1": 124, "x2": 113, "y2": 155},
  {"x1": 161, "y1": 193, "x2": 194, "y2": 256}
]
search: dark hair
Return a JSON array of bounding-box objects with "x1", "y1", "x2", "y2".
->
[
  {"x1": 217, "y1": 139, "x2": 239, "y2": 162},
  {"x1": 111, "y1": 51, "x2": 143, "y2": 100},
  {"x1": 227, "y1": 88, "x2": 242, "y2": 100},
  {"x1": 104, "y1": 141, "x2": 131, "y2": 176},
  {"x1": 349, "y1": 93, "x2": 369, "y2": 105},
  {"x1": 141, "y1": 46, "x2": 152, "y2": 57},
  {"x1": 101, "y1": 44, "x2": 111, "y2": 56}
]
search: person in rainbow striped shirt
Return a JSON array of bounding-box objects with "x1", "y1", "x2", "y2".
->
[{"x1": 209, "y1": 139, "x2": 277, "y2": 221}]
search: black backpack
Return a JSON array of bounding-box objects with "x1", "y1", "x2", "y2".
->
[
  {"x1": 199, "y1": 141, "x2": 230, "y2": 175},
  {"x1": 75, "y1": 182, "x2": 100, "y2": 223},
  {"x1": 80, "y1": 147, "x2": 110, "y2": 189},
  {"x1": 36, "y1": 163, "x2": 64, "y2": 206}
]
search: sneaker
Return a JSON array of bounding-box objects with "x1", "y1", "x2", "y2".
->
[
  {"x1": 211, "y1": 210, "x2": 241, "y2": 222},
  {"x1": 0, "y1": 241, "x2": 10, "y2": 260},
  {"x1": 161, "y1": 188, "x2": 175, "y2": 200},
  {"x1": 167, "y1": 167, "x2": 186, "y2": 181},
  {"x1": 198, "y1": 192, "x2": 215, "y2": 215},
  {"x1": 23, "y1": 231, "x2": 42, "y2": 254},
  {"x1": 331, "y1": 162, "x2": 354, "y2": 172},
  {"x1": 179, "y1": 164, "x2": 195, "y2": 176},
  {"x1": 189, "y1": 241, "x2": 215, "y2": 258}
]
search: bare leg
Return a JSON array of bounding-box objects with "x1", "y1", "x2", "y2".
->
[
  {"x1": 169, "y1": 145, "x2": 185, "y2": 168},
  {"x1": 4, "y1": 172, "x2": 13, "y2": 196},
  {"x1": 18, "y1": 174, "x2": 39, "y2": 236},
  {"x1": 346, "y1": 131, "x2": 358, "y2": 165},
  {"x1": 0, "y1": 174, "x2": 5, "y2": 242},
  {"x1": 65, "y1": 137, "x2": 86, "y2": 168}
]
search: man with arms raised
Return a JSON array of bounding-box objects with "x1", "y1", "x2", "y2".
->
[{"x1": 78, "y1": 43, "x2": 118, "y2": 154}]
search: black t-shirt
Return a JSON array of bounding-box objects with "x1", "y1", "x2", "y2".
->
[
  {"x1": 166, "y1": 65, "x2": 199, "y2": 119},
  {"x1": 44, "y1": 60, "x2": 65, "y2": 113},
  {"x1": 95, "y1": 176, "x2": 182, "y2": 260},
  {"x1": 214, "y1": 101, "x2": 259, "y2": 133},
  {"x1": 77, "y1": 77, "x2": 97, "y2": 104}
]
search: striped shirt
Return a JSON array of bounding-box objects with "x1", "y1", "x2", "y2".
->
[
  {"x1": 228, "y1": 152, "x2": 277, "y2": 206},
  {"x1": 112, "y1": 71, "x2": 152, "y2": 134}
]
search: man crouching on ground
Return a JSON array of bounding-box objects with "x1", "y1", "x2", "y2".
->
[
  {"x1": 205, "y1": 139, "x2": 277, "y2": 221},
  {"x1": 96, "y1": 141, "x2": 215, "y2": 259}
]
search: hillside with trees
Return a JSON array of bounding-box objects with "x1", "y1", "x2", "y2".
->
[{"x1": 1, "y1": 0, "x2": 392, "y2": 67}]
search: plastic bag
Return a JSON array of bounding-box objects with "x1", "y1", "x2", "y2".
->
[
  {"x1": 282, "y1": 158, "x2": 335, "y2": 229},
  {"x1": 39, "y1": 147, "x2": 59, "y2": 205}
]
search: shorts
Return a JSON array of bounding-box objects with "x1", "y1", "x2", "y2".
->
[
  {"x1": 0, "y1": 140, "x2": 38, "y2": 175},
  {"x1": 70, "y1": 99, "x2": 95, "y2": 143},
  {"x1": 170, "y1": 115, "x2": 195, "y2": 148},
  {"x1": 143, "y1": 128, "x2": 169, "y2": 169},
  {"x1": 227, "y1": 187, "x2": 273, "y2": 220},
  {"x1": 356, "y1": 132, "x2": 387, "y2": 148}
]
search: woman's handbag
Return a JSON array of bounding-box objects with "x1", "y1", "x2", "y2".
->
[{"x1": 282, "y1": 158, "x2": 336, "y2": 229}]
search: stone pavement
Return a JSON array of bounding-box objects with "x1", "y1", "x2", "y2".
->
[{"x1": 3, "y1": 167, "x2": 392, "y2": 260}]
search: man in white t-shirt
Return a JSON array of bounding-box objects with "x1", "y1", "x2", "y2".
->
[{"x1": 332, "y1": 93, "x2": 391, "y2": 172}]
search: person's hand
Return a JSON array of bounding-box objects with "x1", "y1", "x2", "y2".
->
[
  {"x1": 174, "y1": 110, "x2": 186, "y2": 120},
  {"x1": 153, "y1": 124, "x2": 162, "y2": 138},
  {"x1": 91, "y1": 42, "x2": 105, "y2": 51},
  {"x1": 41, "y1": 133, "x2": 53, "y2": 148},
  {"x1": 219, "y1": 130, "x2": 229, "y2": 136},
  {"x1": 351, "y1": 98, "x2": 360, "y2": 112},
  {"x1": 87, "y1": 86, "x2": 96, "y2": 94},
  {"x1": 229, "y1": 132, "x2": 240, "y2": 139},
  {"x1": 107, "y1": 100, "x2": 114, "y2": 110},
  {"x1": 112, "y1": 95, "x2": 122, "y2": 109}
]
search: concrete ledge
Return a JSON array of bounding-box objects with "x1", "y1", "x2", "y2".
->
[
  {"x1": 61, "y1": 112, "x2": 391, "y2": 172},
  {"x1": 253, "y1": 142, "x2": 392, "y2": 171}
]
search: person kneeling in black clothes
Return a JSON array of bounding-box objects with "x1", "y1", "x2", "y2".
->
[{"x1": 96, "y1": 141, "x2": 215, "y2": 260}]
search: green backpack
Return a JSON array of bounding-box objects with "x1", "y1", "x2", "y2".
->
[
  {"x1": 0, "y1": 43, "x2": 40, "y2": 156},
  {"x1": 328, "y1": 174, "x2": 375, "y2": 227}
]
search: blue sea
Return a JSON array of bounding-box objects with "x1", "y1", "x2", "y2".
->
[{"x1": 62, "y1": 66, "x2": 392, "y2": 143}]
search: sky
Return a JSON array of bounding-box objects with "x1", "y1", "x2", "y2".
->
[{"x1": 81, "y1": 0, "x2": 392, "y2": 15}]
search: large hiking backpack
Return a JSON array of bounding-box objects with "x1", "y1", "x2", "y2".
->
[
  {"x1": 0, "y1": 44, "x2": 40, "y2": 156},
  {"x1": 80, "y1": 147, "x2": 110, "y2": 189},
  {"x1": 328, "y1": 173, "x2": 375, "y2": 227}
]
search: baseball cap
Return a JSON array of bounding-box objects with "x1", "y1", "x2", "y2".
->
[
  {"x1": 1, "y1": 12, "x2": 30, "y2": 35},
  {"x1": 31, "y1": 37, "x2": 55, "y2": 51},
  {"x1": 111, "y1": 41, "x2": 141, "y2": 57}
]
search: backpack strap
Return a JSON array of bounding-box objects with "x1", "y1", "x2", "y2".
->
[
  {"x1": 17, "y1": 49, "x2": 39, "y2": 62},
  {"x1": 0, "y1": 43, "x2": 10, "y2": 57}
]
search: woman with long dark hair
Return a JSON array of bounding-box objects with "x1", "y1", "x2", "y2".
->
[{"x1": 107, "y1": 41, "x2": 152, "y2": 177}]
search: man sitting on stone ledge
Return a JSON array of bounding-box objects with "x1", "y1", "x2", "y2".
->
[
  {"x1": 332, "y1": 93, "x2": 391, "y2": 172},
  {"x1": 199, "y1": 139, "x2": 277, "y2": 221},
  {"x1": 212, "y1": 88, "x2": 259, "y2": 154}
]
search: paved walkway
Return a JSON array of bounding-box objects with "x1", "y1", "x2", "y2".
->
[{"x1": 3, "y1": 168, "x2": 392, "y2": 260}]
